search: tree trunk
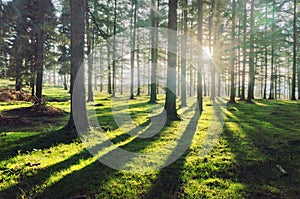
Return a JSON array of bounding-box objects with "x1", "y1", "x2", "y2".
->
[
  {"x1": 86, "y1": 11, "x2": 94, "y2": 102},
  {"x1": 36, "y1": 0, "x2": 46, "y2": 99},
  {"x1": 240, "y1": 0, "x2": 247, "y2": 101},
  {"x1": 149, "y1": 0, "x2": 158, "y2": 102},
  {"x1": 112, "y1": 0, "x2": 117, "y2": 97},
  {"x1": 263, "y1": 1, "x2": 268, "y2": 99},
  {"x1": 65, "y1": 0, "x2": 89, "y2": 133},
  {"x1": 107, "y1": 42, "x2": 112, "y2": 94},
  {"x1": 197, "y1": 0, "x2": 203, "y2": 111},
  {"x1": 269, "y1": 0, "x2": 275, "y2": 99},
  {"x1": 130, "y1": 0, "x2": 137, "y2": 100},
  {"x1": 229, "y1": 0, "x2": 236, "y2": 103},
  {"x1": 291, "y1": 0, "x2": 297, "y2": 100},
  {"x1": 180, "y1": 0, "x2": 187, "y2": 107},
  {"x1": 247, "y1": 0, "x2": 255, "y2": 103},
  {"x1": 165, "y1": 0, "x2": 179, "y2": 120}
]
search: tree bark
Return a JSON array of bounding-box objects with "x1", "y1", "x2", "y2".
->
[
  {"x1": 130, "y1": 0, "x2": 137, "y2": 100},
  {"x1": 240, "y1": 0, "x2": 247, "y2": 101},
  {"x1": 229, "y1": 0, "x2": 236, "y2": 103},
  {"x1": 165, "y1": 0, "x2": 179, "y2": 120},
  {"x1": 197, "y1": 0, "x2": 203, "y2": 111},
  {"x1": 269, "y1": 0, "x2": 275, "y2": 99},
  {"x1": 36, "y1": 0, "x2": 46, "y2": 99},
  {"x1": 65, "y1": 0, "x2": 89, "y2": 133},
  {"x1": 246, "y1": 0, "x2": 255, "y2": 103},
  {"x1": 86, "y1": 10, "x2": 94, "y2": 102},
  {"x1": 291, "y1": 0, "x2": 297, "y2": 100},
  {"x1": 180, "y1": 0, "x2": 187, "y2": 107},
  {"x1": 112, "y1": 0, "x2": 117, "y2": 97}
]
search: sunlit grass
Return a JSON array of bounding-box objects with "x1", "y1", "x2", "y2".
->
[{"x1": 0, "y1": 85, "x2": 299, "y2": 198}]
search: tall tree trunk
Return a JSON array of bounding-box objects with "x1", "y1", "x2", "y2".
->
[
  {"x1": 107, "y1": 41, "x2": 112, "y2": 94},
  {"x1": 180, "y1": 0, "x2": 187, "y2": 107},
  {"x1": 149, "y1": 0, "x2": 159, "y2": 103},
  {"x1": 229, "y1": 0, "x2": 236, "y2": 103},
  {"x1": 112, "y1": 0, "x2": 117, "y2": 97},
  {"x1": 197, "y1": 0, "x2": 203, "y2": 111},
  {"x1": 291, "y1": 0, "x2": 297, "y2": 100},
  {"x1": 137, "y1": 31, "x2": 141, "y2": 96},
  {"x1": 165, "y1": 0, "x2": 179, "y2": 120},
  {"x1": 211, "y1": 0, "x2": 218, "y2": 100},
  {"x1": 86, "y1": 11, "x2": 94, "y2": 102},
  {"x1": 269, "y1": 0, "x2": 275, "y2": 99},
  {"x1": 247, "y1": 0, "x2": 255, "y2": 103},
  {"x1": 107, "y1": 1, "x2": 112, "y2": 95},
  {"x1": 263, "y1": 1, "x2": 268, "y2": 99},
  {"x1": 36, "y1": 0, "x2": 46, "y2": 99},
  {"x1": 66, "y1": 0, "x2": 89, "y2": 132},
  {"x1": 130, "y1": 0, "x2": 137, "y2": 100},
  {"x1": 240, "y1": 0, "x2": 247, "y2": 101}
]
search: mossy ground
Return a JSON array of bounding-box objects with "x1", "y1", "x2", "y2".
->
[{"x1": 0, "y1": 82, "x2": 299, "y2": 198}]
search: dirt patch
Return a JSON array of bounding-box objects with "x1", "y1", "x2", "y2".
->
[
  {"x1": 0, "y1": 89, "x2": 31, "y2": 102},
  {"x1": 3, "y1": 105, "x2": 67, "y2": 117}
]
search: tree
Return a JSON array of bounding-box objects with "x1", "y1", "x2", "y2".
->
[
  {"x1": 229, "y1": 0, "x2": 236, "y2": 104},
  {"x1": 112, "y1": 0, "x2": 117, "y2": 97},
  {"x1": 149, "y1": 0, "x2": 158, "y2": 103},
  {"x1": 180, "y1": 0, "x2": 187, "y2": 107},
  {"x1": 86, "y1": 5, "x2": 94, "y2": 102},
  {"x1": 164, "y1": 0, "x2": 179, "y2": 120},
  {"x1": 240, "y1": 0, "x2": 247, "y2": 101},
  {"x1": 291, "y1": 0, "x2": 297, "y2": 100},
  {"x1": 269, "y1": 0, "x2": 275, "y2": 99},
  {"x1": 197, "y1": 0, "x2": 203, "y2": 111},
  {"x1": 36, "y1": 0, "x2": 46, "y2": 99},
  {"x1": 65, "y1": 0, "x2": 89, "y2": 132},
  {"x1": 263, "y1": 0, "x2": 268, "y2": 99},
  {"x1": 130, "y1": 0, "x2": 138, "y2": 100},
  {"x1": 246, "y1": 0, "x2": 255, "y2": 103}
]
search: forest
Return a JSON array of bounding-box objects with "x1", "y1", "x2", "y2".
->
[{"x1": 0, "y1": 0, "x2": 299, "y2": 198}]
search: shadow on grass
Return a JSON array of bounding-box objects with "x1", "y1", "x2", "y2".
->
[
  {"x1": 93, "y1": 100, "x2": 163, "y2": 132},
  {"x1": 0, "y1": 129, "x2": 77, "y2": 161},
  {"x1": 222, "y1": 101, "x2": 300, "y2": 198},
  {"x1": 0, "y1": 141, "x2": 118, "y2": 198}
]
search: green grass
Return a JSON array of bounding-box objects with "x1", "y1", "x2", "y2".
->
[{"x1": 0, "y1": 84, "x2": 299, "y2": 198}]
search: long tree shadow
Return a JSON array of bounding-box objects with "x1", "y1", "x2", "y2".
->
[
  {"x1": 222, "y1": 102, "x2": 300, "y2": 198},
  {"x1": 0, "y1": 141, "x2": 118, "y2": 198},
  {"x1": 142, "y1": 108, "x2": 202, "y2": 198},
  {"x1": 93, "y1": 99, "x2": 163, "y2": 132},
  {"x1": 0, "y1": 129, "x2": 77, "y2": 161}
]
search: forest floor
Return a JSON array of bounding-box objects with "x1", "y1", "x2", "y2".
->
[{"x1": 0, "y1": 83, "x2": 299, "y2": 198}]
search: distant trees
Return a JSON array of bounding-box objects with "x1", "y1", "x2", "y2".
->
[{"x1": 0, "y1": 0, "x2": 299, "y2": 111}]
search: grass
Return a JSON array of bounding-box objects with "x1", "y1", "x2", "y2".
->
[{"x1": 0, "y1": 83, "x2": 299, "y2": 198}]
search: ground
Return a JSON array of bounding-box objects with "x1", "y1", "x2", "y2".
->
[{"x1": 0, "y1": 82, "x2": 299, "y2": 198}]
